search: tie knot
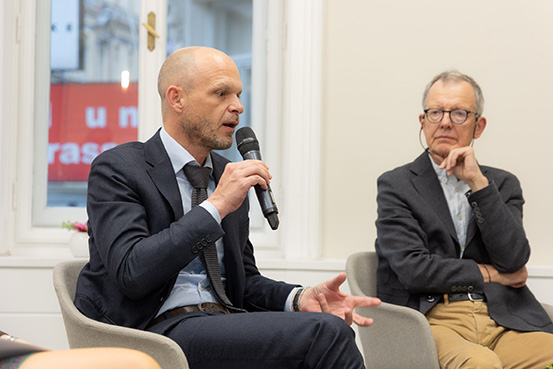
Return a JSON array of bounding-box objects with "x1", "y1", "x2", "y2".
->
[{"x1": 184, "y1": 164, "x2": 211, "y2": 190}]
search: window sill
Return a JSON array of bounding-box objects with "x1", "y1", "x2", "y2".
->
[
  {"x1": 0, "y1": 254, "x2": 77, "y2": 268},
  {"x1": 1, "y1": 253, "x2": 551, "y2": 278},
  {"x1": 0, "y1": 251, "x2": 345, "y2": 271}
]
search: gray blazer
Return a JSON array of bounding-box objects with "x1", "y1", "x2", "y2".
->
[{"x1": 375, "y1": 151, "x2": 553, "y2": 333}]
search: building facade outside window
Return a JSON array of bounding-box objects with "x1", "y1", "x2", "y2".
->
[{"x1": 2, "y1": 0, "x2": 323, "y2": 261}]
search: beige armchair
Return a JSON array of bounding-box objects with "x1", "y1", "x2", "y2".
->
[
  {"x1": 347, "y1": 251, "x2": 439, "y2": 369},
  {"x1": 346, "y1": 251, "x2": 553, "y2": 369},
  {"x1": 53, "y1": 260, "x2": 189, "y2": 369}
]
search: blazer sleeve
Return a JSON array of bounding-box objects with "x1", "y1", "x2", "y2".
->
[
  {"x1": 465, "y1": 170, "x2": 530, "y2": 272},
  {"x1": 243, "y1": 240, "x2": 298, "y2": 311},
  {"x1": 87, "y1": 146, "x2": 225, "y2": 300}
]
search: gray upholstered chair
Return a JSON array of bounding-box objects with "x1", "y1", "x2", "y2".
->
[
  {"x1": 347, "y1": 251, "x2": 440, "y2": 369},
  {"x1": 53, "y1": 259, "x2": 189, "y2": 369},
  {"x1": 346, "y1": 251, "x2": 553, "y2": 369}
]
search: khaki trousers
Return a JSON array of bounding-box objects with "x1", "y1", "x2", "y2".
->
[{"x1": 426, "y1": 300, "x2": 553, "y2": 369}]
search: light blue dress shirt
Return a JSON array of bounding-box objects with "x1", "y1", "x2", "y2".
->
[
  {"x1": 430, "y1": 154, "x2": 472, "y2": 257},
  {"x1": 157, "y1": 128, "x2": 296, "y2": 315},
  {"x1": 157, "y1": 128, "x2": 224, "y2": 316}
]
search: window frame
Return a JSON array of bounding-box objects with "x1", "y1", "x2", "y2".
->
[{"x1": 2, "y1": 0, "x2": 323, "y2": 261}]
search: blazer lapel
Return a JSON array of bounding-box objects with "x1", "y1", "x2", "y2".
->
[
  {"x1": 211, "y1": 153, "x2": 235, "y2": 251},
  {"x1": 144, "y1": 130, "x2": 184, "y2": 220},
  {"x1": 410, "y1": 152, "x2": 459, "y2": 245},
  {"x1": 464, "y1": 166, "x2": 488, "y2": 249},
  {"x1": 211, "y1": 152, "x2": 245, "y2": 303}
]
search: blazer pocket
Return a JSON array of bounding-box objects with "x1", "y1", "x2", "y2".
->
[{"x1": 377, "y1": 285, "x2": 410, "y2": 306}]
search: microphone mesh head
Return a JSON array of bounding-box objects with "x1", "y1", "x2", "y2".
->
[{"x1": 236, "y1": 127, "x2": 260, "y2": 156}]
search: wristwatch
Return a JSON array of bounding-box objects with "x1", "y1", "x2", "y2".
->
[{"x1": 292, "y1": 287, "x2": 307, "y2": 312}]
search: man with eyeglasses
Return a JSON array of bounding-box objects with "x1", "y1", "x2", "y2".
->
[{"x1": 374, "y1": 70, "x2": 553, "y2": 368}]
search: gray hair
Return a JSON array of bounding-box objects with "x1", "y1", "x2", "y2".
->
[{"x1": 422, "y1": 70, "x2": 485, "y2": 116}]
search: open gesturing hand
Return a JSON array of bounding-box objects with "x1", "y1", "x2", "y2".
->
[{"x1": 299, "y1": 273, "x2": 381, "y2": 326}]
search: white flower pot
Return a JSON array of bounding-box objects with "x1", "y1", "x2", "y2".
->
[{"x1": 69, "y1": 232, "x2": 89, "y2": 258}]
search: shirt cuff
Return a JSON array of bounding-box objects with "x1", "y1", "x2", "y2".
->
[
  {"x1": 200, "y1": 201, "x2": 221, "y2": 224},
  {"x1": 285, "y1": 287, "x2": 302, "y2": 312}
]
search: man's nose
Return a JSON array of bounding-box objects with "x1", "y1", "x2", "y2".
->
[
  {"x1": 440, "y1": 112, "x2": 453, "y2": 127},
  {"x1": 230, "y1": 96, "x2": 244, "y2": 114}
]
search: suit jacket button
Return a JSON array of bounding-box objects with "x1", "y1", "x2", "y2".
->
[
  {"x1": 451, "y1": 286, "x2": 457, "y2": 292},
  {"x1": 468, "y1": 286, "x2": 474, "y2": 291},
  {"x1": 192, "y1": 245, "x2": 199, "y2": 253},
  {"x1": 206, "y1": 235, "x2": 213, "y2": 243},
  {"x1": 426, "y1": 296, "x2": 435, "y2": 302},
  {"x1": 197, "y1": 242, "x2": 203, "y2": 250},
  {"x1": 201, "y1": 239, "x2": 208, "y2": 246}
]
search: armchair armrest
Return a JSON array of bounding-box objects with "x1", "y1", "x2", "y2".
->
[{"x1": 355, "y1": 302, "x2": 440, "y2": 369}]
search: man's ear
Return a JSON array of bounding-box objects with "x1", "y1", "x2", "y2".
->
[
  {"x1": 166, "y1": 85, "x2": 184, "y2": 112},
  {"x1": 419, "y1": 113, "x2": 425, "y2": 127},
  {"x1": 473, "y1": 116, "x2": 487, "y2": 139}
]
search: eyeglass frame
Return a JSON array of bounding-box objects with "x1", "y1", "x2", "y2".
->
[{"x1": 423, "y1": 108, "x2": 479, "y2": 125}]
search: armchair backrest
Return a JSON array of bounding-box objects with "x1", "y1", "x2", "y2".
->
[
  {"x1": 53, "y1": 260, "x2": 189, "y2": 369},
  {"x1": 346, "y1": 251, "x2": 378, "y2": 297}
]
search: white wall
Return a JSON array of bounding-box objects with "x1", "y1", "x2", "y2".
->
[{"x1": 322, "y1": 0, "x2": 553, "y2": 267}]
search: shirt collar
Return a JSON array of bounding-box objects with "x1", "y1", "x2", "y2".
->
[{"x1": 160, "y1": 127, "x2": 213, "y2": 174}]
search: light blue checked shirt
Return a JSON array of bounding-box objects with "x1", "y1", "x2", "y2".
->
[{"x1": 430, "y1": 154, "x2": 472, "y2": 257}]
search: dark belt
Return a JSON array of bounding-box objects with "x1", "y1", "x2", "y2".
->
[
  {"x1": 147, "y1": 303, "x2": 229, "y2": 328},
  {"x1": 447, "y1": 292, "x2": 486, "y2": 302}
]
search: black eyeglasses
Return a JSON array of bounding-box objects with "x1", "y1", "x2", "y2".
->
[{"x1": 424, "y1": 108, "x2": 478, "y2": 125}]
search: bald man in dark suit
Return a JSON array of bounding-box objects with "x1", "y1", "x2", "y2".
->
[{"x1": 75, "y1": 46, "x2": 380, "y2": 369}]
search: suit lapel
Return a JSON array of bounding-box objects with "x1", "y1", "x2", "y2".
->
[
  {"x1": 465, "y1": 218, "x2": 478, "y2": 250},
  {"x1": 144, "y1": 130, "x2": 184, "y2": 220},
  {"x1": 464, "y1": 166, "x2": 488, "y2": 249},
  {"x1": 410, "y1": 152, "x2": 459, "y2": 245},
  {"x1": 211, "y1": 153, "x2": 245, "y2": 303},
  {"x1": 211, "y1": 153, "x2": 234, "y2": 250}
]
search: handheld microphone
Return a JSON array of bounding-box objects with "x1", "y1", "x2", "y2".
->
[{"x1": 236, "y1": 127, "x2": 279, "y2": 230}]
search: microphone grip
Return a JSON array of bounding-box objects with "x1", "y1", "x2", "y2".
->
[
  {"x1": 242, "y1": 150, "x2": 279, "y2": 230},
  {"x1": 254, "y1": 184, "x2": 279, "y2": 230}
]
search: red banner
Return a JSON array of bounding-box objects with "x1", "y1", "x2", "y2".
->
[{"x1": 48, "y1": 83, "x2": 138, "y2": 181}]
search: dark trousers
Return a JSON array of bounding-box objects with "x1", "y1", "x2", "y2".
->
[{"x1": 147, "y1": 311, "x2": 365, "y2": 369}]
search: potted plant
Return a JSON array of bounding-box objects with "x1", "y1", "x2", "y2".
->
[{"x1": 62, "y1": 221, "x2": 89, "y2": 258}]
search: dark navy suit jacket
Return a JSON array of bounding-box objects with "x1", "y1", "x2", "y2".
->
[
  {"x1": 375, "y1": 151, "x2": 553, "y2": 333},
  {"x1": 75, "y1": 130, "x2": 295, "y2": 329}
]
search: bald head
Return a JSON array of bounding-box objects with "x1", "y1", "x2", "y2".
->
[
  {"x1": 157, "y1": 47, "x2": 235, "y2": 100},
  {"x1": 157, "y1": 46, "x2": 244, "y2": 162}
]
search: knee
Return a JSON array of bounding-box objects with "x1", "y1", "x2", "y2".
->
[
  {"x1": 459, "y1": 351, "x2": 502, "y2": 369},
  {"x1": 305, "y1": 313, "x2": 364, "y2": 368},
  {"x1": 313, "y1": 313, "x2": 356, "y2": 341}
]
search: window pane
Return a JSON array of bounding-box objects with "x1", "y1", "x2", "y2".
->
[
  {"x1": 166, "y1": 0, "x2": 253, "y2": 163},
  {"x1": 48, "y1": 0, "x2": 140, "y2": 207}
]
